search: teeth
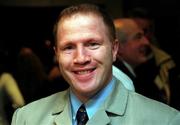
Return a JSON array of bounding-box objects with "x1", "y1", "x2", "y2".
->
[{"x1": 77, "y1": 70, "x2": 90, "y2": 75}]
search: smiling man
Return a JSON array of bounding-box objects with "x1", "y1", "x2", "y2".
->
[{"x1": 11, "y1": 3, "x2": 180, "y2": 125}]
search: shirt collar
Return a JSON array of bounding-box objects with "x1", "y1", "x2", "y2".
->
[
  {"x1": 70, "y1": 77, "x2": 116, "y2": 123},
  {"x1": 123, "y1": 60, "x2": 136, "y2": 77}
]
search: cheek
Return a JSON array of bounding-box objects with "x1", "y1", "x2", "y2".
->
[
  {"x1": 125, "y1": 44, "x2": 138, "y2": 54},
  {"x1": 92, "y1": 51, "x2": 104, "y2": 60},
  {"x1": 57, "y1": 53, "x2": 72, "y2": 68},
  {"x1": 93, "y1": 47, "x2": 112, "y2": 62}
]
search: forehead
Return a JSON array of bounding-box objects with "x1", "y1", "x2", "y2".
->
[
  {"x1": 133, "y1": 18, "x2": 150, "y2": 29},
  {"x1": 65, "y1": 14, "x2": 101, "y2": 25},
  {"x1": 124, "y1": 20, "x2": 142, "y2": 36},
  {"x1": 57, "y1": 14, "x2": 108, "y2": 38}
]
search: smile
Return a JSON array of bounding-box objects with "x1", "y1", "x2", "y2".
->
[{"x1": 74, "y1": 68, "x2": 95, "y2": 75}]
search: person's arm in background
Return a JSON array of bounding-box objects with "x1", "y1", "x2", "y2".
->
[{"x1": 0, "y1": 73, "x2": 25, "y2": 108}]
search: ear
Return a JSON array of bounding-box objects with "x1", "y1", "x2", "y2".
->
[{"x1": 112, "y1": 39, "x2": 119, "y2": 62}]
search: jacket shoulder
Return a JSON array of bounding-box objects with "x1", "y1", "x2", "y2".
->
[
  {"x1": 128, "y1": 91, "x2": 179, "y2": 120},
  {"x1": 23, "y1": 90, "x2": 67, "y2": 110},
  {"x1": 11, "y1": 90, "x2": 68, "y2": 125}
]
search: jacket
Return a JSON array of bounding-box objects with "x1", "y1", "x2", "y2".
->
[{"x1": 11, "y1": 78, "x2": 180, "y2": 125}]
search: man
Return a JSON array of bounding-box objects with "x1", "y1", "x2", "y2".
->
[
  {"x1": 127, "y1": 8, "x2": 177, "y2": 105},
  {"x1": 113, "y1": 18, "x2": 171, "y2": 104},
  {"x1": 113, "y1": 18, "x2": 151, "y2": 70},
  {"x1": 11, "y1": 3, "x2": 180, "y2": 125}
]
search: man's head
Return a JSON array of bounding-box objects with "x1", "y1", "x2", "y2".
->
[
  {"x1": 54, "y1": 4, "x2": 118, "y2": 102},
  {"x1": 114, "y1": 18, "x2": 151, "y2": 68}
]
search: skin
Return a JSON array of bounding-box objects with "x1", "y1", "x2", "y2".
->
[
  {"x1": 114, "y1": 19, "x2": 150, "y2": 68},
  {"x1": 55, "y1": 14, "x2": 118, "y2": 103}
]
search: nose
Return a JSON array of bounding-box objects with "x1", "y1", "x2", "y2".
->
[{"x1": 73, "y1": 46, "x2": 90, "y2": 64}]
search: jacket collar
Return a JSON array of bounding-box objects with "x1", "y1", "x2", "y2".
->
[
  {"x1": 105, "y1": 78, "x2": 128, "y2": 116},
  {"x1": 51, "y1": 89, "x2": 72, "y2": 125},
  {"x1": 51, "y1": 89, "x2": 70, "y2": 115},
  {"x1": 53, "y1": 102, "x2": 72, "y2": 125},
  {"x1": 87, "y1": 78, "x2": 129, "y2": 125}
]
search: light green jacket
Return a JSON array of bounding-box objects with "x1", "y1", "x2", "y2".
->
[{"x1": 11, "y1": 78, "x2": 180, "y2": 125}]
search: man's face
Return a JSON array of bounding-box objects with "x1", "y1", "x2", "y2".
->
[
  {"x1": 119, "y1": 22, "x2": 151, "y2": 68},
  {"x1": 55, "y1": 14, "x2": 118, "y2": 101}
]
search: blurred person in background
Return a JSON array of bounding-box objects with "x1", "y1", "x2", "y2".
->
[
  {"x1": 126, "y1": 8, "x2": 179, "y2": 108},
  {"x1": 0, "y1": 49, "x2": 25, "y2": 125},
  {"x1": 113, "y1": 18, "x2": 170, "y2": 104}
]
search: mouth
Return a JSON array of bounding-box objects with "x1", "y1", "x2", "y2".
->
[
  {"x1": 139, "y1": 46, "x2": 152, "y2": 56},
  {"x1": 72, "y1": 67, "x2": 96, "y2": 82},
  {"x1": 74, "y1": 68, "x2": 96, "y2": 75}
]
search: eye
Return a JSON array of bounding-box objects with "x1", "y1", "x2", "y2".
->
[
  {"x1": 86, "y1": 42, "x2": 100, "y2": 50},
  {"x1": 133, "y1": 32, "x2": 144, "y2": 40},
  {"x1": 63, "y1": 45, "x2": 75, "y2": 53},
  {"x1": 64, "y1": 45, "x2": 73, "y2": 50}
]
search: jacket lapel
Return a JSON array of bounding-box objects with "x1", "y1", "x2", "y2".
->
[
  {"x1": 53, "y1": 102, "x2": 72, "y2": 125},
  {"x1": 52, "y1": 89, "x2": 72, "y2": 125},
  {"x1": 105, "y1": 78, "x2": 128, "y2": 116},
  {"x1": 88, "y1": 79, "x2": 129, "y2": 125}
]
